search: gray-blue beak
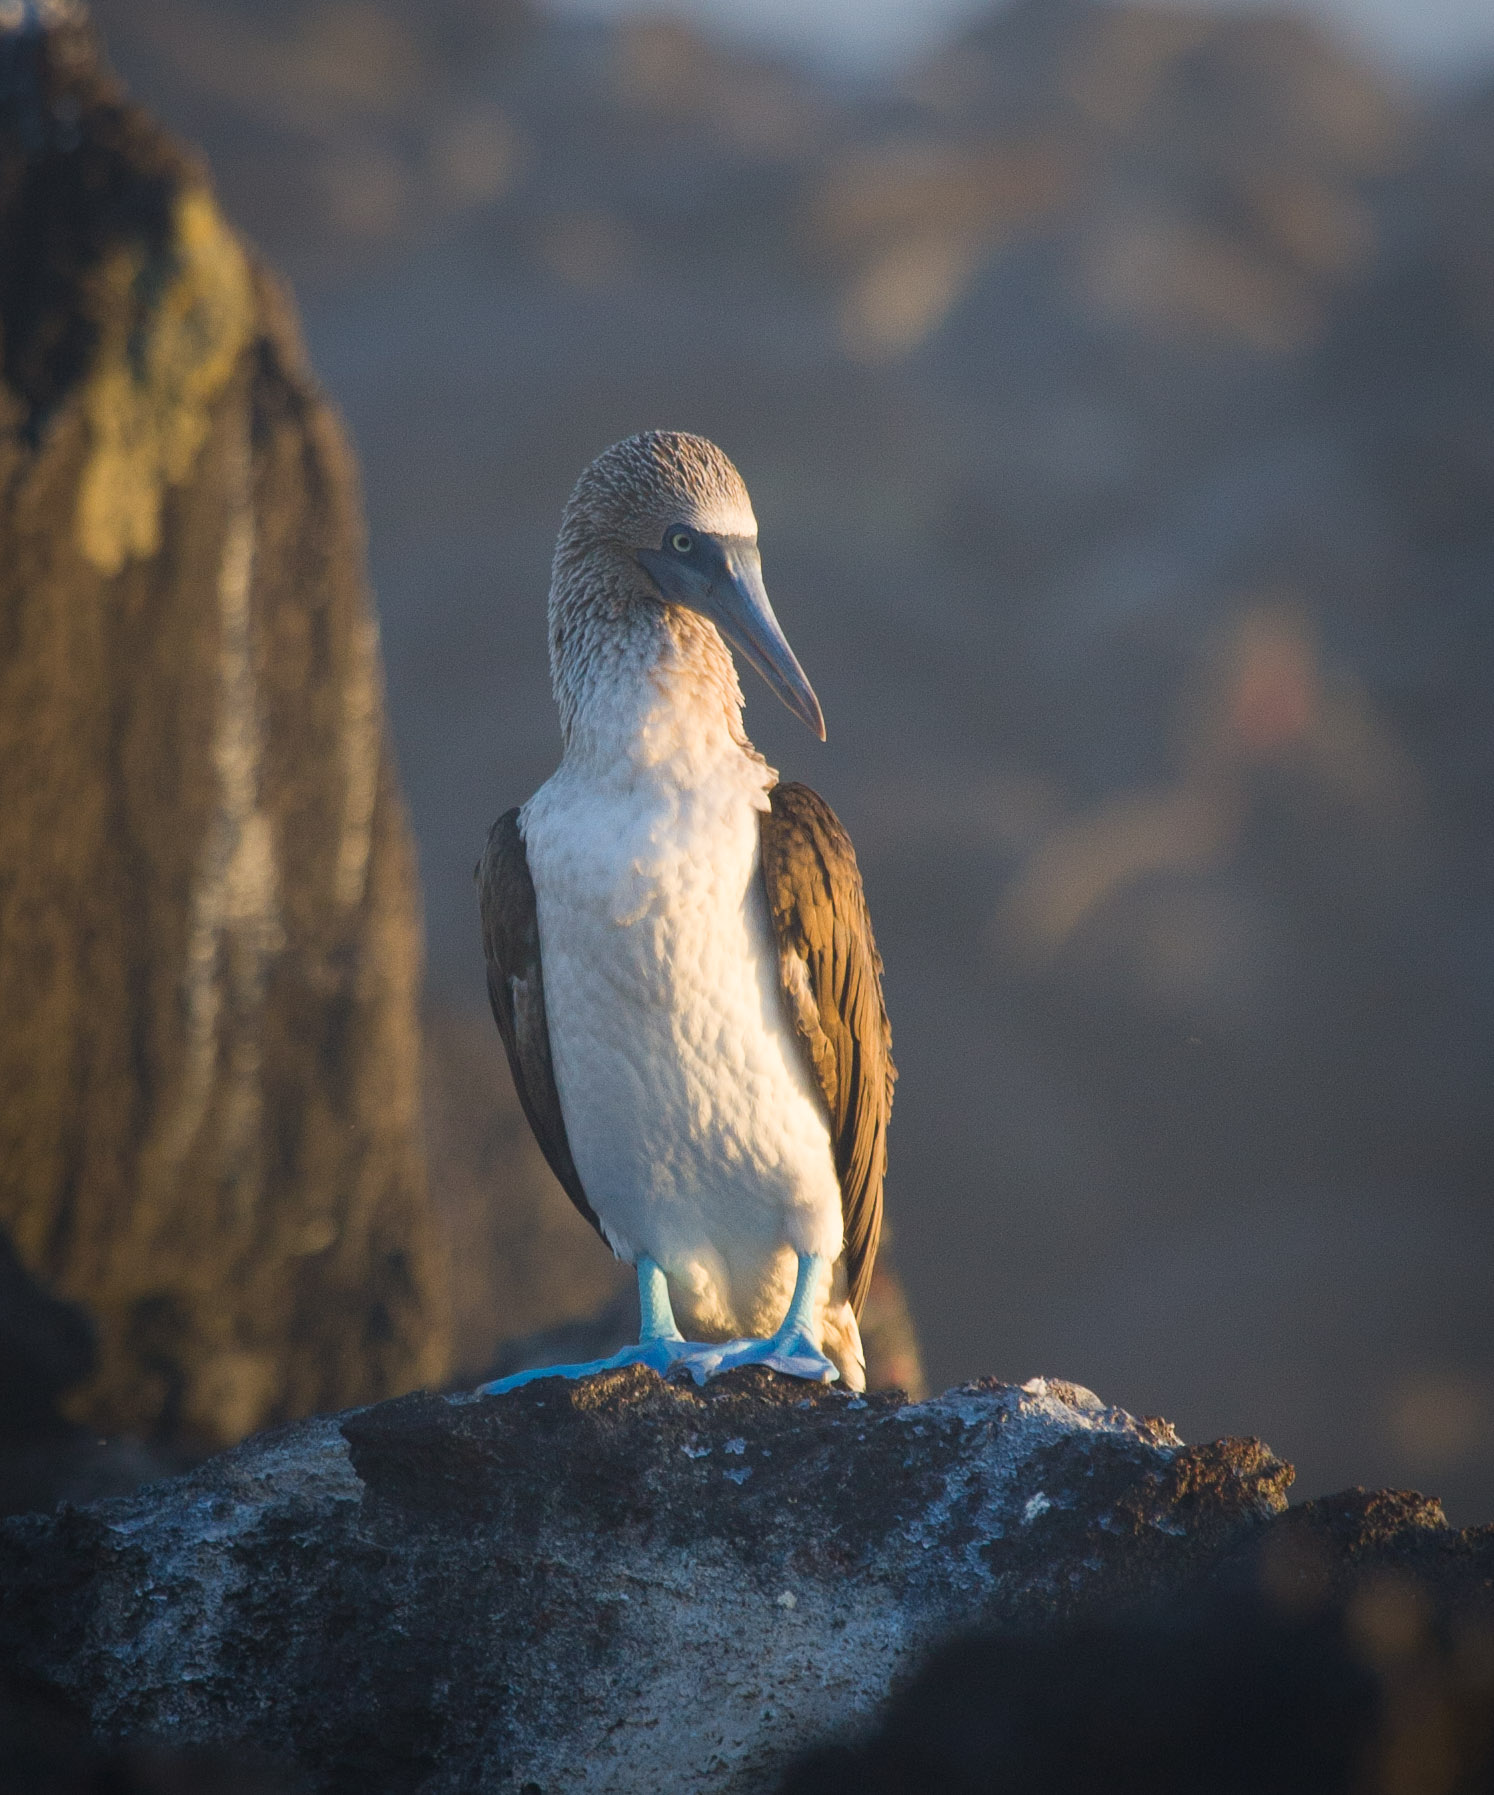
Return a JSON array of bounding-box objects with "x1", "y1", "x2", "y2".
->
[{"x1": 637, "y1": 531, "x2": 826, "y2": 741}]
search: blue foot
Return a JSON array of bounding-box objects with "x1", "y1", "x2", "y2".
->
[
  {"x1": 701, "y1": 1330, "x2": 840, "y2": 1384},
  {"x1": 688, "y1": 1252, "x2": 840, "y2": 1384},
  {"x1": 477, "y1": 1334, "x2": 696, "y2": 1395},
  {"x1": 475, "y1": 1329, "x2": 838, "y2": 1394},
  {"x1": 473, "y1": 1253, "x2": 841, "y2": 1394},
  {"x1": 477, "y1": 1256, "x2": 735, "y2": 1394}
]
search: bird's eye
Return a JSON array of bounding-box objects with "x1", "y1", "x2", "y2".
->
[{"x1": 670, "y1": 531, "x2": 693, "y2": 554}]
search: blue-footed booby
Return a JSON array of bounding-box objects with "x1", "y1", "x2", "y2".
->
[{"x1": 478, "y1": 432, "x2": 893, "y2": 1390}]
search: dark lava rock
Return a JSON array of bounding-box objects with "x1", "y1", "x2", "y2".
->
[
  {"x1": 0, "y1": 1370, "x2": 1292, "y2": 1793},
  {"x1": 0, "y1": 7, "x2": 446, "y2": 1448},
  {"x1": 0, "y1": 1229, "x2": 94, "y2": 1441},
  {"x1": 776, "y1": 1478, "x2": 1494, "y2": 1793},
  {"x1": 777, "y1": 1556, "x2": 1494, "y2": 1795},
  {"x1": 0, "y1": 1226, "x2": 187, "y2": 1520}
]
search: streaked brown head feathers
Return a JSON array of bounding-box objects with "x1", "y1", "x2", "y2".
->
[{"x1": 558, "y1": 431, "x2": 757, "y2": 557}]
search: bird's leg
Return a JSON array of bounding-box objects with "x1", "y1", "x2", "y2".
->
[
  {"x1": 476, "y1": 1255, "x2": 840, "y2": 1394},
  {"x1": 702, "y1": 1253, "x2": 840, "y2": 1384},
  {"x1": 477, "y1": 1257, "x2": 699, "y2": 1394},
  {"x1": 636, "y1": 1255, "x2": 684, "y2": 1347}
]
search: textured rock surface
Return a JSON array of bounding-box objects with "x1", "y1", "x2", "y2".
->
[
  {"x1": 0, "y1": 10, "x2": 446, "y2": 1445},
  {"x1": 0, "y1": 1370, "x2": 1295, "y2": 1793},
  {"x1": 0, "y1": 1230, "x2": 177, "y2": 1518},
  {"x1": 780, "y1": 1497, "x2": 1494, "y2": 1795}
]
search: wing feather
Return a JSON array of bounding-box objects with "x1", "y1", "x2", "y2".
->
[
  {"x1": 476, "y1": 808, "x2": 604, "y2": 1241},
  {"x1": 759, "y1": 783, "x2": 895, "y2": 1317}
]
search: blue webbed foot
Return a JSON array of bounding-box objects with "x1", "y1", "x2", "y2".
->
[
  {"x1": 701, "y1": 1330, "x2": 840, "y2": 1384},
  {"x1": 473, "y1": 1329, "x2": 837, "y2": 1395},
  {"x1": 477, "y1": 1334, "x2": 694, "y2": 1396},
  {"x1": 473, "y1": 1253, "x2": 841, "y2": 1393},
  {"x1": 476, "y1": 1256, "x2": 738, "y2": 1394},
  {"x1": 687, "y1": 1252, "x2": 841, "y2": 1384},
  {"x1": 685, "y1": 1256, "x2": 847, "y2": 1378}
]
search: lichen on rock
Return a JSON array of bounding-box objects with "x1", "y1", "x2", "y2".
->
[{"x1": 75, "y1": 184, "x2": 253, "y2": 574}]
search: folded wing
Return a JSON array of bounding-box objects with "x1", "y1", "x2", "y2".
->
[
  {"x1": 476, "y1": 808, "x2": 603, "y2": 1240},
  {"x1": 759, "y1": 782, "x2": 895, "y2": 1316}
]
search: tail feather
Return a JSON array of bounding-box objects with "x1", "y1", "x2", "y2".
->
[{"x1": 821, "y1": 1299, "x2": 866, "y2": 1393}]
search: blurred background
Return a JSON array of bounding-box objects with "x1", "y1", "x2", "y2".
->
[{"x1": 1, "y1": 0, "x2": 1490, "y2": 1522}]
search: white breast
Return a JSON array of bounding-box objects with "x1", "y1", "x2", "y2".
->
[{"x1": 520, "y1": 744, "x2": 844, "y2": 1339}]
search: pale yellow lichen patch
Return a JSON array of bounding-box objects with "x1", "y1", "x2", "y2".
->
[{"x1": 76, "y1": 187, "x2": 254, "y2": 576}]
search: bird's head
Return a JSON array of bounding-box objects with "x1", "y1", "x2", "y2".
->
[{"x1": 553, "y1": 430, "x2": 825, "y2": 741}]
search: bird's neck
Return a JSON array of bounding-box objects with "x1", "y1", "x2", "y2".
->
[{"x1": 553, "y1": 599, "x2": 770, "y2": 792}]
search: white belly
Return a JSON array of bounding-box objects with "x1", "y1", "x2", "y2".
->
[{"x1": 520, "y1": 758, "x2": 844, "y2": 1339}]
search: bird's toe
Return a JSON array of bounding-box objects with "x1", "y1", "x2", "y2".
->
[
  {"x1": 477, "y1": 1337, "x2": 685, "y2": 1394},
  {"x1": 710, "y1": 1332, "x2": 839, "y2": 1384}
]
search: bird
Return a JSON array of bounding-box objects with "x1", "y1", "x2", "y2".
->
[{"x1": 477, "y1": 431, "x2": 893, "y2": 1391}]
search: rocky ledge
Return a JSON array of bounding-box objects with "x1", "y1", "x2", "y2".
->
[{"x1": 0, "y1": 1370, "x2": 1488, "y2": 1794}]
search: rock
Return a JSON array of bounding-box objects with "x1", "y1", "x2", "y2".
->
[
  {"x1": 0, "y1": 1371, "x2": 1295, "y2": 1792},
  {"x1": 0, "y1": 7, "x2": 447, "y2": 1447},
  {"x1": 0, "y1": 1227, "x2": 95, "y2": 1439},
  {"x1": 0, "y1": 1223, "x2": 189, "y2": 1518},
  {"x1": 777, "y1": 1522, "x2": 1494, "y2": 1794}
]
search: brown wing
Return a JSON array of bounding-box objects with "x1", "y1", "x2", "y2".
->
[
  {"x1": 476, "y1": 808, "x2": 603, "y2": 1241},
  {"x1": 759, "y1": 782, "x2": 895, "y2": 1317}
]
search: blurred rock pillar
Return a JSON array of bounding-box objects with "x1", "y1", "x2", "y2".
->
[{"x1": 0, "y1": 6, "x2": 449, "y2": 1446}]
